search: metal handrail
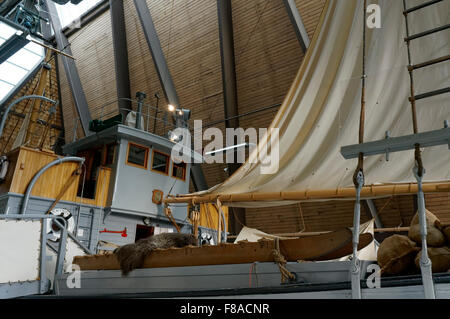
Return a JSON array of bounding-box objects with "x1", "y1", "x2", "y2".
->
[
  {"x1": 70, "y1": 97, "x2": 179, "y2": 142},
  {"x1": 18, "y1": 156, "x2": 94, "y2": 256},
  {"x1": 20, "y1": 156, "x2": 86, "y2": 215}
]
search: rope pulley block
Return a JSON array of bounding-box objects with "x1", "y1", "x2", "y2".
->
[{"x1": 46, "y1": 208, "x2": 74, "y2": 242}]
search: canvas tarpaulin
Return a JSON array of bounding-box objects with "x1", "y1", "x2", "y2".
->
[{"x1": 168, "y1": 0, "x2": 450, "y2": 207}]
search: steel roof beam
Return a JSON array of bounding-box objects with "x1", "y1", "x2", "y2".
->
[
  {"x1": 283, "y1": 0, "x2": 310, "y2": 52},
  {"x1": 45, "y1": 0, "x2": 92, "y2": 136},
  {"x1": 133, "y1": 0, "x2": 179, "y2": 108},
  {"x1": 109, "y1": 0, "x2": 131, "y2": 119}
]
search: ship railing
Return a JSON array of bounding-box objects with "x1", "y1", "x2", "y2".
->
[{"x1": 70, "y1": 96, "x2": 198, "y2": 143}]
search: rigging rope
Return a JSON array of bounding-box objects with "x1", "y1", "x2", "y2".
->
[
  {"x1": 235, "y1": 0, "x2": 270, "y2": 67},
  {"x1": 350, "y1": 0, "x2": 368, "y2": 300},
  {"x1": 402, "y1": 0, "x2": 424, "y2": 177},
  {"x1": 353, "y1": 0, "x2": 367, "y2": 187},
  {"x1": 272, "y1": 237, "x2": 295, "y2": 284}
]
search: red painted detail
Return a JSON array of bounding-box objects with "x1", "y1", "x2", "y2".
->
[{"x1": 100, "y1": 227, "x2": 128, "y2": 237}]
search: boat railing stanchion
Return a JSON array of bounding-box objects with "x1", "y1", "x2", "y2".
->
[
  {"x1": 413, "y1": 164, "x2": 436, "y2": 299},
  {"x1": 351, "y1": 170, "x2": 364, "y2": 299}
]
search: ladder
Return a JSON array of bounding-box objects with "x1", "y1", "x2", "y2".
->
[
  {"x1": 400, "y1": 0, "x2": 450, "y2": 300},
  {"x1": 403, "y1": 0, "x2": 450, "y2": 111},
  {"x1": 342, "y1": 0, "x2": 450, "y2": 299}
]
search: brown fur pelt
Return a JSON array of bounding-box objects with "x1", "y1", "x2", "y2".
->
[{"x1": 114, "y1": 232, "x2": 198, "y2": 275}]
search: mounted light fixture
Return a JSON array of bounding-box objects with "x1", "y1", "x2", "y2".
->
[
  {"x1": 168, "y1": 104, "x2": 175, "y2": 112},
  {"x1": 168, "y1": 130, "x2": 182, "y2": 143}
]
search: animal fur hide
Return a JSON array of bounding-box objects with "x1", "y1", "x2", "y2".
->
[{"x1": 114, "y1": 233, "x2": 198, "y2": 275}]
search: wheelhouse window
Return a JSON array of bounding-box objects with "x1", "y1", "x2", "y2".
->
[
  {"x1": 126, "y1": 143, "x2": 149, "y2": 169},
  {"x1": 151, "y1": 150, "x2": 170, "y2": 175},
  {"x1": 172, "y1": 161, "x2": 187, "y2": 181}
]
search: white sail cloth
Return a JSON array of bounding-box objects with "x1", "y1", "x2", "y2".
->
[{"x1": 199, "y1": 0, "x2": 450, "y2": 206}]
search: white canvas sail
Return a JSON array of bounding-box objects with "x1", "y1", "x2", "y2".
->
[{"x1": 168, "y1": 0, "x2": 450, "y2": 207}]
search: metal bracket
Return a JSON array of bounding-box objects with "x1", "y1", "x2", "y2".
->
[
  {"x1": 351, "y1": 170, "x2": 364, "y2": 299},
  {"x1": 444, "y1": 121, "x2": 450, "y2": 150},
  {"x1": 341, "y1": 124, "x2": 450, "y2": 160},
  {"x1": 413, "y1": 166, "x2": 436, "y2": 299},
  {"x1": 385, "y1": 131, "x2": 390, "y2": 161}
]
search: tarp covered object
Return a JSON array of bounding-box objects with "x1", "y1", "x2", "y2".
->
[
  {"x1": 235, "y1": 220, "x2": 377, "y2": 261},
  {"x1": 172, "y1": 0, "x2": 450, "y2": 207}
]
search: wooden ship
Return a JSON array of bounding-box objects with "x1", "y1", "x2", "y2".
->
[{"x1": 0, "y1": 0, "x2": 450, "y2": 299}]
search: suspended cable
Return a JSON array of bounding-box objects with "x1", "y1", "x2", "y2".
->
[
  {"x1": 350, "y1": 0, "x2": 367, "y2": 300},
  {"x1": 235, "y1": 0, "x2": 270, "y2": 66},
  {"x1": 353, "y1": 0, "x2": 367, "y2": 186},
  {"x1": 402, "y1": 0, "x2": 424, "y2": 177}
]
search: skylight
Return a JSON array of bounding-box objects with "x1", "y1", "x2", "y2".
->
[
  {"x1": 55, "y1": 0, "x2": 103, "y2": 29},
  {"x1": 0, "y1": 22, "x2": 45, "y2": 104},
  {"x1": 0, "y1": 0, "x2": 103, "y2": 104}
]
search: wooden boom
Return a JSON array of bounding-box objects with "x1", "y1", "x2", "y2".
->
[
  {"x1": 73, "y1": 228, "x2": 373, "y2": 271},
  {"x1": 163, "y1": 181, "x2": 450, "y2": 205}
]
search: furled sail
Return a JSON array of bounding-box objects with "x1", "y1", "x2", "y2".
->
[{"x1": 168, "y1": 0, "x2": 450, "y2": 207}]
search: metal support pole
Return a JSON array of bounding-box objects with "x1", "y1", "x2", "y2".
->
[
  {"x1": 54, "y1": 219, "x2": 68, "y2": 276},
  {"x1": 39, "y1": 3, "x2": 53, "y2": 41},
  {"x1": 413, "y1": 166, "x2": 436, "y2": 299},
  {"x1": 351, "y1": 171, "x2": 364, "y2": 299},
  {"x1": 109, "y1": 0, "x2": 131, "y2": 119},
  {"x1": 217, "y1": 0, "x2": 239, "y2": 130},
  {"x1": 134, "y1": 0, "x2": 208, "y2": 192},
  {"x1": 45, "y1": 0, "x2": 92, "y2": 136},
  {"x1": 217, "y1": 0, "x2": 241, "y2": 173},
  {"x1": 282, "y1": 0, "x2": 310, "y2": 52},
  {"x1": 133, "y1": 0, "x2": 180, "y2": 108},
  {"x1": 366, "y1": 199, "x2": 384, "y2": 228},
  {"x1": 39, "y1": 215, "x2": 48, "y2": 294}
]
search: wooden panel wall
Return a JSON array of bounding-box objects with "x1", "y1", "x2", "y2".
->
[
  {"x1": 245, "y1": 194, "x2": 450, "y2": 234},
  {"x1": 58, "y1": 54, "x2": 81, "y2": 143},
  {"x1": 232, "y1": 0, "x2": 303, "y2": 131},
  {"x1": 294, "y1": 0, "x2": 327, "y2": 39},
  {"x1": 59, "y1": 8, "x2": 117, "y2": 142},
  {"x1": 0, "y1": 55, "x2": 63, "y2": 153},
  {"x1": 9, "y1": 147, "x2": 79, "y2": 199},
  {"x1": 5, "y1": 147, "x2": 110, "y2": 207}
]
